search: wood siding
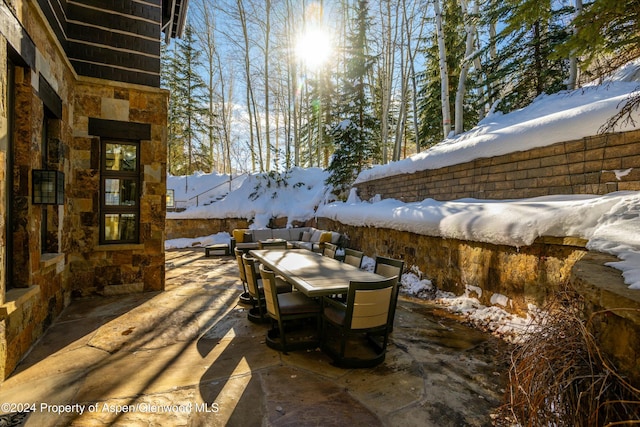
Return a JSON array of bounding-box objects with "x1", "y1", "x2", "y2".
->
[{"x1": 36, "y1": 0, "x2": 162, "y2": 87}]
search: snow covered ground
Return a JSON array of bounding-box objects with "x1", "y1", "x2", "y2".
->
[{"x1": 167, "y1": 60, "x2": 640, "y2": 299}]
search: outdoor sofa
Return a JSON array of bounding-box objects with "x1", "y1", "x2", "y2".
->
[{"x1": 230, "y1": 227, "x2": 343, "y2": 253}]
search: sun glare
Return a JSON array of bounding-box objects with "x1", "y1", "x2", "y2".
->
[{"x1": 295, "y1": 27, "x2": 332, "y2": 71}]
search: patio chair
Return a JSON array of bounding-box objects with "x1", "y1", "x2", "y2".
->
[
  {"x1": 242, "y1": 254, "x2": 292, "y2": 323},
  {"x1": 234, "y1": 248, "x2": 252, "y2": 305},
  {"x1": 322, "y1": 242, "x2": 338, "y2": 259},
  {"x1": 343, "y1": 248, "x2": 364, "y2": 268},
  {"x1": 374, "y1": 256, "x2": 405, "y2": 333},
  {"x1": 321, "y1": 276, "x2": 398, "y2": 368},
  {"x1": 258, "y1": 240, "x2": 288, "y2": 249},
  {"x1": 259, "y1": 264, "x2": 321, "y2": 353}
]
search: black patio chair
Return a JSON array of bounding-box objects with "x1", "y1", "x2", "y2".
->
[
  {"x1": 343, "y1": 248, "x2": 364, "y2": 268},
  {"x1": 321, "y1": 275, "x2": 397, "y2": 368},
  {"x1": 322, "y1": 242, "x2": 338, "y2": 259},
  {"x1": 374, "y1": 256, "x2": 404, "y2": 333},
  {"x1": 259, "y1": 264, "x2": 321, "y2": 353},
  {"x1": 242, "y1": 253, "x2": 292, "y2": 323},
  {"x1": 234, "y1": 247, "x2": 252, "y2": 305}
]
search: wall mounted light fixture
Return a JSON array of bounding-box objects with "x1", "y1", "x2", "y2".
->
[{"x1": 33, "y1": 169, "x2": 64, "y2": 205}]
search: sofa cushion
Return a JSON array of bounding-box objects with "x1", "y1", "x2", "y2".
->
[
  {"x1": 271, "y1": 229, "x2": 291, "y2": 240},
  {"x1": 330, "y1": 232, "x2": 341, "y2": 244},
  {"x1": 288, "y1": 227, "x2": 308, "y2": 241},
  {"x1": 253, "y1": 229, "x2": 273, "y2": 242},
  {"x1": 301, "y1": 231, "x2": 312, "y2": 242},
  {"x1": 310, "y1": 230, "x2": 324, "y2": 242},
  {"x1": 292, "y1": 241, "x2": 314, "y2": 251}
]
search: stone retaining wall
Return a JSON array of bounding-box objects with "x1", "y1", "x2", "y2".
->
[
  {"x1": 571, "y1": 253, "x2": 640, "y2": 384},
  {"x1": 356, "y1": 130, "x2": 640, "y2": 202},
  {"x1": 168, "y1": 216, "x2": 589, "y2": 314},
  {"x1": 165, "y1": 217, "x2": 315, "y2": 240},
  {"x1": 166, "y1": 218, "x2": 251, "y2": 240},
  {"x1": 318, "y1": 218, "x2": 589, "y2": 314}
]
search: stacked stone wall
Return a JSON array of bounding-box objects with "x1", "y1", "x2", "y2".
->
[
  {"x1": 68, "y1": 80, "x2": 168, "y2": 296},
  {"x1": 0, "y1": 0, "x2": 168, "y2": 379},
  {"x1": 317, "y1": 218, "x2": 588, "y2": 314},
  {"x1": 166, "y1": 218, "x2": 252, "y2": 240},
  {"x1": 1, "y1": 1, "x2": 76, "y2": 379},
  {"x1": 165, "y1": 217, "x2": 317, "y2": 240},
  {"x1": 356, "y1": 130, "x2": 640, "y2": 202}
]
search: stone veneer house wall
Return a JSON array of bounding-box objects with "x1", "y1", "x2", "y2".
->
[{"x1": 0, "y1": 0, "x2": 188, "y2": 380}]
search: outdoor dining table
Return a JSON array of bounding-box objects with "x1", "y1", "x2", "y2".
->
[{"x1": 249, "y1": 249, "x2": 385, "y2": 298}]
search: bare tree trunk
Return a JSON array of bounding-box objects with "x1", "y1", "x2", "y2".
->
[
  {"x1": 487, "y1": 18, "x2": 497, "y2": 110},
  {"x1": 195, "y1": 0, "x2": 219, "y2": 172},
  {"x1": 284, "y1": 0, "x2": 299, "y2": 167},
  {"x1": 454, "y1": 0, "x2": 478, "y2": 136},
  {"x1": 214, "y1": 41, "x2": 233, "y2": 175},
  {"x1": 223, "y1": 70, "x2": 234, "y2": 175},
  {"x1": 567, "y1": 0, "x2": 582, "y2": 90},
  {"x1": 393, "y1": 9, "x2": 407, "y2": 162},
  {"x1": 264, "y1": 0, "x2": 271, "y2": 171},
  {"x1": 434, "y1": 0, "x2": 451, "y2": 139},
  {"x1": 378, "y1": 0, "x2": 395, "y2": 164},
  {"x1": 405, "y1": 0, "x2": 426, "y2": 154},
  {"x1": 237, "y1": 0, "x2": 265, "y2": 171},
  {"x1": 237, "y1": 0, "x2": 256, "y2": 171}
]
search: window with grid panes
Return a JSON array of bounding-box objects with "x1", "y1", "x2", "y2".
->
[{"x1": 100, "y1": 140, "x2": 140, "y2": 244}]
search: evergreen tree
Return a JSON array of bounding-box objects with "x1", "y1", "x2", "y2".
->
[
  {"x1": 477, "y1": 0, "x2": 573, "y2": 114},
  {"x1": 161, "y1": 41, "x2": 185, "y2": 176},
  {"x1": 298, "y1": 70, "x2": 336, "y2": 169},
  {"x1": 557, "y1": 0, "x2": 640, "y2": 131},
  {"x1": 167, "y1": 24, "x2": 211, "y2": 177},
  {"x1": 325, "y1": 0, "x2": 378, "y2": 199},
  {"x1": 556, "y1": 0, "x2": 640, "y2": 78}
]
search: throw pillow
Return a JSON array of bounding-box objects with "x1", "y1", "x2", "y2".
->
[
  {"x1": 301, "y1": 231, "x2": 312, "y2": 242},
  {"x1": 233, "y1": 229, "x2": 248, "y2": 243},
  {"x1": 319, "y1": 232, "x2": 333, "y2": 244}
]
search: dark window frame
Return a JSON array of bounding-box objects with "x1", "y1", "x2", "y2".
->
[{"x1": 99, "y1": 139, "x2": 141, "y2": 244}]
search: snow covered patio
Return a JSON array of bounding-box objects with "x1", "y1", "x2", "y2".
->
[{"x1": 0, "y1": 248, "x2": 511, "y2": 426}]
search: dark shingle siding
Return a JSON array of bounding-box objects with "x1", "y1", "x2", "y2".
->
[{"x1": 38, "y1": 0, "x2": 162, "y2": 87}]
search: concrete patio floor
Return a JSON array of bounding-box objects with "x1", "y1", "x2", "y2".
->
[{"x1": 0, "y1": 248, "x2": 512, "y2": 426}]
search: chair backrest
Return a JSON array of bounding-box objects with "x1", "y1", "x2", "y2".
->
[
  {"x1": 235, "y1": 248, "x2": 246, "y2": 283},
  {"x1": 259, "y1": 264, "x2": 279, "y2": 320},
  {"x1": 345, "y1": 276, "x2": 397, "y2": 330},
  {"x1": 242, "y1": 254, "x2": 261, "y2": 299},
  {"x1": 323, "y1": 242, "x2": 338, "y2": 259},
  {"x1": 374, "y1": 256, "x2": 404, "y2": 284},
  {"x1": 343, "y1": 248, "x2": 364, "y2": 268},
  {"x1": 258, "y1": 240, "x2": 288, "y2": 249}
]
